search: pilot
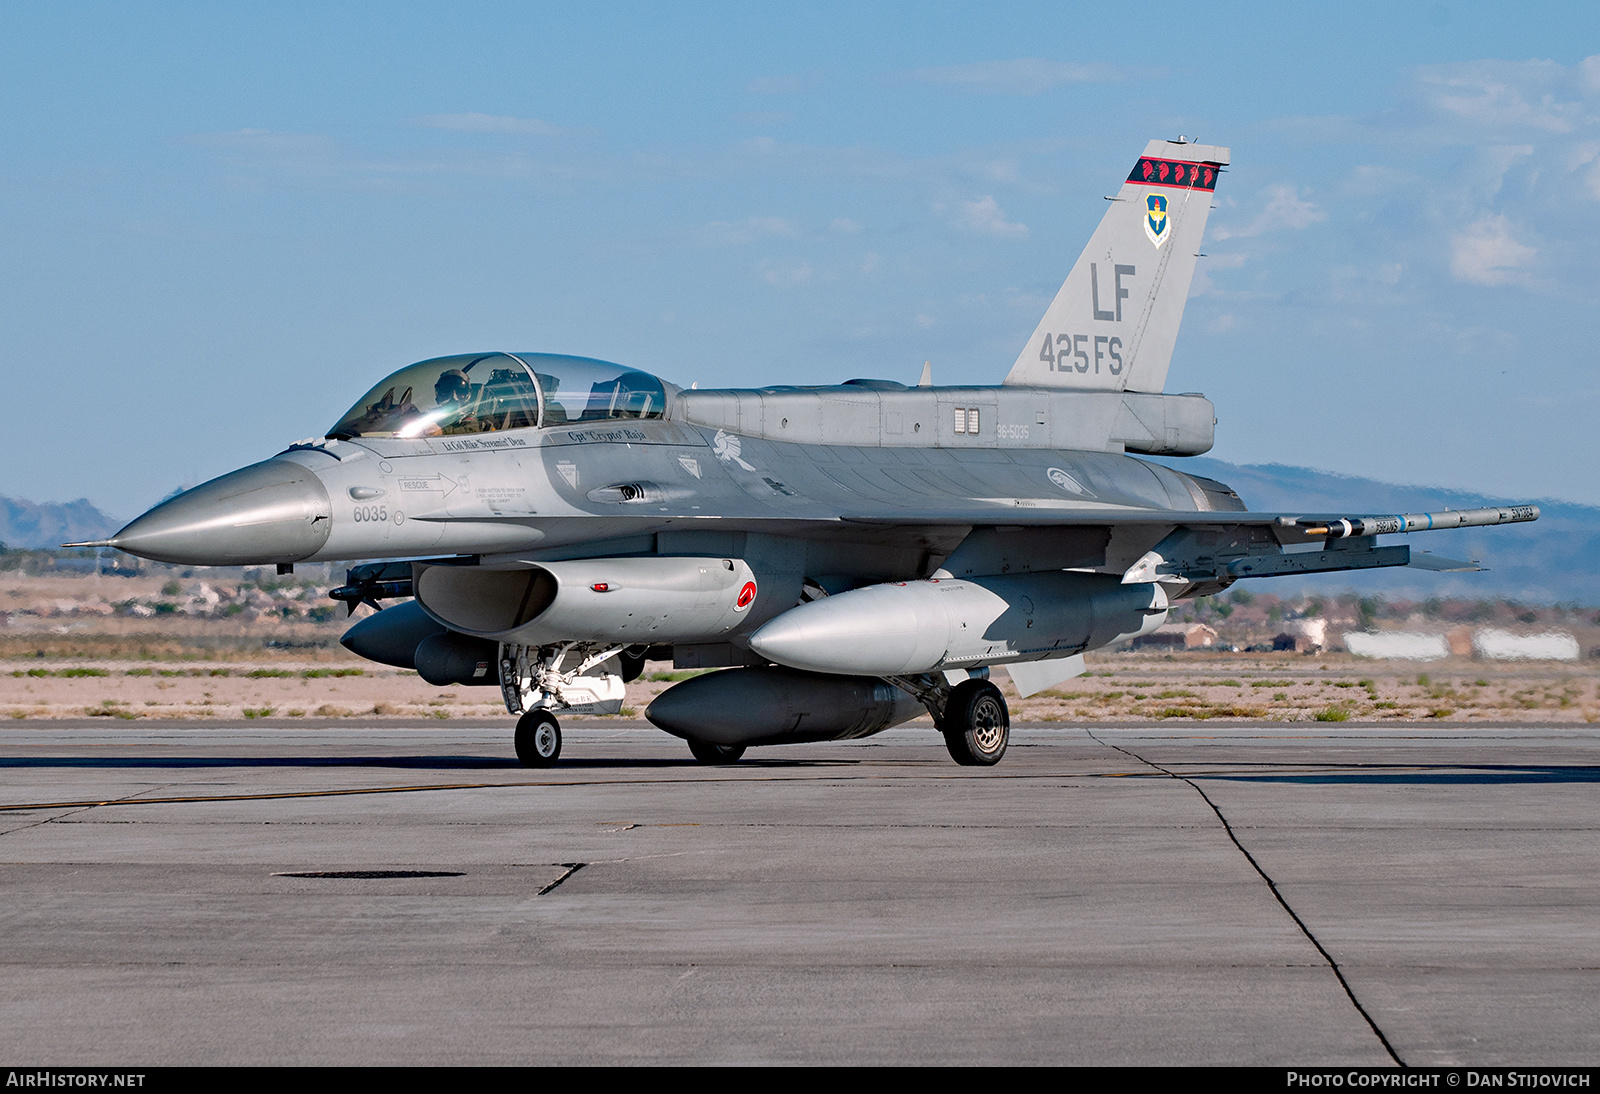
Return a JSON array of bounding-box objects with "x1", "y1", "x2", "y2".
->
[
  {"x1": 435, "y1": 368, "x2": 471, "y2": 408},
  {"x1": 427, "y1": 368, "x2": 478, "y2": 434}
]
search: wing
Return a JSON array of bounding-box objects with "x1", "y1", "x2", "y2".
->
[{"x1": 845, "y1": 503, "x2": 1539, "y2": 590}]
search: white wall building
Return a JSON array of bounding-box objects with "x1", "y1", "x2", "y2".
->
[{"x1": 1472, "y1": 629, "x2": 1580, "y2": 661}]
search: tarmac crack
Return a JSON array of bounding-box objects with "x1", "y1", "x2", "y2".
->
[
  {"x1": 537, "y1": 862, "x2": 587, "y2": 896},
  {"x1": 1085, "y1": 728, "x2": 1406, "y2": 1068},
  {"x1": 0, "y1": 780, "x2": 188, "y2": 837}
]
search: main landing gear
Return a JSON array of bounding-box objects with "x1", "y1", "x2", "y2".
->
[
  {"x1": 884, "y1": 671, "x2": 1011, "y2": 767},
  {"x1": 938, "y1": 679, "x2": 1010, "y2": 766},
  {"x1": 515, "y1": 710, "x2": 562, "y2": 767}
]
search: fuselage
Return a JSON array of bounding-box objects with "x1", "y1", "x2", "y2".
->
[{"x1": 103, "y1": 351, "x2": 1243, "y2": 648}]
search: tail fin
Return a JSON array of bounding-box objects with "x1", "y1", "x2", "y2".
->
[{"x1": 1004, "y1": 138, "x2": 1228, "y2": 394}]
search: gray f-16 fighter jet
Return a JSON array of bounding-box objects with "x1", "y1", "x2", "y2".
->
[{"x1": 83, "y1": 139, "x2": 1537, "y2": 768}]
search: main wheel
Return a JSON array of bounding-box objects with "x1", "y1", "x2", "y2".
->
[
  {"x1": 940, "y1": 680, "x2": 1009, "y2": 766},
  {"x1": 619, "y1": 646, "x2": 648, "y2": 683},
  {"x1": 687, "y1": 739, "x2": 746, "y2": 765},
  {"x1": 515, "y1": 710, "x2": 562, "y2": 767}
]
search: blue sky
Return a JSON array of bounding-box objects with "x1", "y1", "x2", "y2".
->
[{"x1": 4, "y1": 2, "x2": 1599, "y2": 517}]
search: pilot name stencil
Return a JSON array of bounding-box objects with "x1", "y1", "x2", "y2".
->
[
  {"x1": 565, "y1": 427, "x2": 649, "y2": 444},
  {"x1": 438, "y1": 435, "x2": 528, "y2": 453}
]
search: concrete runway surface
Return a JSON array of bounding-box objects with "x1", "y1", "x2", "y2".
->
[{"x1": 0, "y1": 720, "x2": 1596, "y2": 1066}]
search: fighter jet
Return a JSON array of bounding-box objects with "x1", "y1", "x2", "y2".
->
[{"x1": 81, "y1": 138, "x2": 1538, "y2": 768}]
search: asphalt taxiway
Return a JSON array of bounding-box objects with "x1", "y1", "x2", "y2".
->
[{"x1": 1, "y1": 720, "x2": 1596, "y2": 1065}]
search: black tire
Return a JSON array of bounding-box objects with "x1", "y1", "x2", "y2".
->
[
  {"x1": 940, "y1": 680, "x2": 1009, "y2": 766},
  {"x1": 687, "y1": 739, "x2": 746, "y2": 765},
  {"x1": 515, "y1": 710, "x2": 562, "y2": 767},
  {"x1": 619, "y1": 646, "x2": 648, "y2": 684}
]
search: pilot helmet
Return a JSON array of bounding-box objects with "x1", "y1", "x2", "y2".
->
[{"x1": 434, "y1": 368, "x2": 471, "y2": 404}]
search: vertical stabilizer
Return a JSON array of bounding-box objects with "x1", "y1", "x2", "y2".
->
[{"x1": 1005, "y1": 139, "x2": 1228, "y2": 394}]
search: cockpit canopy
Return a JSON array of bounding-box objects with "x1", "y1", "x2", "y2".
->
[{"x1": 327, "y1": 352, "x2": 668, "y2": 440}]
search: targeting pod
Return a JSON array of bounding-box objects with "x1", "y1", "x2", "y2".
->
[{"x1": 413, "y1": 556, "x2": 776, "y2": 645}]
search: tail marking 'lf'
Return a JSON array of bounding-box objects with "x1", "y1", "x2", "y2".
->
[{"x1": 1004, "y1": 138, "x2": 1229, "y2": 396}]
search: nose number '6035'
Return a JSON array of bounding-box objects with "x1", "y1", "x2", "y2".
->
[{"x1": 353, "y1": 505, "x2": 388, "y2": 523}]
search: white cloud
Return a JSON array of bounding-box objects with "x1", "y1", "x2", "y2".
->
[
  {"x1": 1341, "y1": 164, "x2": 1420, "y2": 196},
  {"x1": 1582, "y1": 54, "x2": 1600, "y2": 93},
  {"x1": 1322, "y1": 262, "x2": 1408, "y2": 306},
  {"x1": 1460, "y1": 144, "x2": 1536, "y2": 204},
  {"x1": 733, "y1": 110, "x2": 795, "y2": 126},
  {"x1": 1449, "y1": 215, "x2": 1536, "y2": 285},
  {"x1": 955, "y1": 195, "x2": 1027, "y2": 238},
  {"x1": 185, "y1": 123, "x2": 614, "y2": 192},
  {"x1": 185, "y1": 129, "x2": 334, "y2": 154},
  {"x1": 974, "y1": 158, "x2": 1021, "y2": 184},
  {"x1": 1189, "y1": 252, "x2": 1247, "y2": 297},
  {"x1": 414, "y1": 113, "x2": 564, "y2": 136},
  {"x1": 696, "y1": 217, "x2": 800, "y2": 246},
  {"x1": 1212, "y1": 185, "x2": 1326, "y2": 240},
  {"x1": 758, "y1": 259, "x2": 815, "y2": 286},
  {"x1": 746, "y1": 74, "x2": 806, "y2": 95},
  {"x1": 1570, "y1": 141, "x2": 1600, "y2": 200},
  {"x1": 905, "y1": 58, "x2": 1137, "y2": 95},
  {"x1": 1416, "y1": 59, "x2": 1584, "y2": 135}
]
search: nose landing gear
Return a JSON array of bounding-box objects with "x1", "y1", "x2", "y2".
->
[{"x1": 515, "y1": 710, "x2": 562, "y2": 767}]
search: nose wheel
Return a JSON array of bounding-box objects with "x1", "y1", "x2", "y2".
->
[
  {"x1": 939, "y1": 680, "x2": 1009, "y2": 766},
  {"x1": 515, "y1": 710, "x2": 562, "y2": 767}
]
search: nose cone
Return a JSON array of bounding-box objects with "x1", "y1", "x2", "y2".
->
[{"x1": 111, "y1": 458, "x2": 333, "y2": 566}]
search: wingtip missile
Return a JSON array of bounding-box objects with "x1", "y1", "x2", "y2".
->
[{"x1": 1296, "y1": 505, "x2": 1539, "y2": 539}]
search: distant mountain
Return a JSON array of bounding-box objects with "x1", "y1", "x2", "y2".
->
[
  {"x1": 0, "y1": 496, "x2": 122, "y2": 551},
  {"x1": 1150, "y1": 457, "x2": 1600, "y2": 604}
]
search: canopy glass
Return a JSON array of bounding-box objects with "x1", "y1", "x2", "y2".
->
[{"x1": 327, "y1": 353, "x2": 667, "y2": 439}]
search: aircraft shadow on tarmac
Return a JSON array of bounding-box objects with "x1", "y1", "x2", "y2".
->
[
  {"x1": 0, "y1": 756, "x2": 1595, "y2": 784},
  {"x1": 0, "y1": 754, "x2": 856, "y2": 771},
  {"x1": 1197, "y1": 765, "x2": 1600, "y2": 786}
]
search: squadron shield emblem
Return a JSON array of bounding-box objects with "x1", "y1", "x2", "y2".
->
[{"x1": 1144, "y1": 193, "x2": 1169, "y2": 248}]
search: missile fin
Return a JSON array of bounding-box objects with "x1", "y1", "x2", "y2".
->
[{"x1": 1005, "y1": 654, "x2": 1087, "y2": 698}]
